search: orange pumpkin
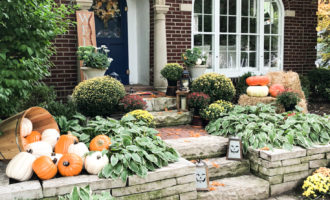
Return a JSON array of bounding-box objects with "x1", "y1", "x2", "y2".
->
[
  {"x1": 89, "y1": 135, "x2": 111, "y2": 151},
  {"x1": 32, "y1": 156, "x2": 57, "y2": 180},
  {"x1": 246, "y1": 76, "x2": 270, "y2": 86},
  {"x1": 58, "y1": 153, "x2": 83, "y2": 176},
  {"x1": 269, "y1": 84, "x2": 285, "y2": 97},
  {"x1": 54, "y1": 134, "x2": 78, "y2": 154},
  {"x1": 25, "y1": 131, "x2": 41, "y2": 144}
]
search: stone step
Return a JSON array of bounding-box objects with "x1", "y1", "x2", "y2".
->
[
  {"x1": 164, "y1": 136, "x2": 228, "y2": 160},
  {"x1": 145, "y1": 97, "x2": 176, "y2": 112},
  {"x1": 204, "y1": 157, "x2": 250, "y2": 180},
  {"x1": 197, "y1": 175, "x2": 270, "y2": 200},
  {"x1": 151, "y1": 110, "x2": 192, "y2": 127}
]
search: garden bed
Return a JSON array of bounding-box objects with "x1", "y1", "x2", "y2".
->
[{"x1": 248, "y1": 144, "x2": 330, "y2": 196}]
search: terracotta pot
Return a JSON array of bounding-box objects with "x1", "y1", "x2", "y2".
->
[
  {"x1": 191, "y1": 115, "x2": 203, "y2": 127},
  {"x1": 81, "y1": 67, "x2": 106, "y2": 80}
]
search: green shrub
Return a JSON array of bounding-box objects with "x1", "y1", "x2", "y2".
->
[
  {"x1": 124, "y1": 110, "x2": 155, "y2": 127},
  {"x1": 72, "y1": 77, "x2": 126, "y2": 117},
  {"x1": 308, "y1": 68, "x2": 330, "y2": 99},
  {"x1": 160, "y1": 63, "x2": 184, "y2": 81},
  {"x1": 276, "y1": 91, "x2": 301, "y2": 111},
  {"x1": 200, "y1": 100, "x2": 233, "y2": 121},
  {"x1": 191, "y1": 73, "x2": 236, "y2": 102},
  {"x1": 235, "y1": 72, "x2": 253, "y2": 98},
  {"x1": 21, "y1": 84, "x2": 56, "y2": 109},
  {"x1": 43, "y1": 100, "x2": 78, "y2": 120},
  {"x1": 299, "y1": 74, "x2": 311, "y2": 100}
]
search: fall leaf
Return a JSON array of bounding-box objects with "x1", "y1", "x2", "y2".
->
[
  {"x1": 175, "y1": 133, "x2": 180, "y2": 135},
  {"x1": 156, "y1": 133, "x2": 161, "y2": 137},
  {"x1": 190, "y1": 160, "x2": 197, "y2": 163},
  {"x1": 184, "y1": 140, "x2": 192, "y2": 143},
  {"x1": 209, "y1": 187, "x2": 216, "y2": 191},
  {"x1": 178, "y1": 111, "x2": 182, "y2": 114},
  {"x1": 211, "y1": 162, "x2": 220, "y2": 168},
  {"x1": 260, "y1": 146, "x2": 270, "y2": 151},
  {"x1": 211, "y1": 181, "x2": 225, "y2": 187}
]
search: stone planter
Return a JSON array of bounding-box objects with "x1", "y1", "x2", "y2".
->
[
  {"x1": 189, "y1": 65, "x2": 208, "y2": 80},
  {"x1": 76, "y1": 0, "x2": 93, "y2": 10},
  {"x1": 81, "y1": 67, "x2": 106, "y2": 80}
]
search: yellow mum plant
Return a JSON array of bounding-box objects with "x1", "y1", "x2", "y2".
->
[
  {"x1": 125, "y1": 110, "x2": 155, "y2": 127},
  {"x1": 302, "y1": 168, "x2": 330, "y2": 199}
]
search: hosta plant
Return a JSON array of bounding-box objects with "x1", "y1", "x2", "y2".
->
[{"x1": 59, "y1": 185, "x2": 115, "y2": 200}]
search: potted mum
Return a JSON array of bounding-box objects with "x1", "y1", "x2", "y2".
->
[
  {"x1": 160, "y1": 63, "x2": 184, "y2": 96},
  {"x1": 77, "y1": 45, "x2": 113, "y2": 80},
  {"x1": 187, "y1": 92, "x2": 210, "y2": 127},
  {"x1": 182, "y1": 48, "x2": 208, "y2": 80}
]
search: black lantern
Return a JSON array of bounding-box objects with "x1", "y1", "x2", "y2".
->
[{"x1": 180, "y1": 70, "x2": 191, "y2": 91}]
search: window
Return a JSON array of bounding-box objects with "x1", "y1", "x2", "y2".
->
[{"x1": 192, "y1": 0, "x2": 284, "y2": 77}]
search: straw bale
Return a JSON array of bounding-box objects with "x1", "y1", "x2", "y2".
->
[{"x1": 238, "y1": 94, "x2": 276, "y2": 106}]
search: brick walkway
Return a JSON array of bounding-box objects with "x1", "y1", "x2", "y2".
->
[{"x1": 156, "y1": 125, "x2": 209, "y2": 140}]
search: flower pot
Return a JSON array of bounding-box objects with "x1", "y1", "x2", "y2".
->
[
  {"x1": 81, "y1": 67, "x2": 106, "y2": 80},
  {"x1": 166, "y1": 80, "x2": 177, "y2": 96},
  {"x1": 76, "y1": 0, "x2": 93, "y2": 10},
  {"x1": 189, "y1": 65, "x2": 208, "y2": 80},
  {"x1": 191, "y1": 115, "x2": 203, "y2": 128}
]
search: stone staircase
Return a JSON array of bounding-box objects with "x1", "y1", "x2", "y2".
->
[{"x1": 164, "y1": 136, "x2": 270, "y2": 200}]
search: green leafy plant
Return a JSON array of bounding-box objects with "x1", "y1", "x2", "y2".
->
[
  {"x1": 235, "y1": 72, "x2": 254, "y2": 98},
  {"x1": 187, "y1": 92, "x2": 210, "y2": 115},
  {"x1": 0, "y1": 0, "x2": 75, "y2": 118},
  {"x1": 200, "y1": 100, "x2": 233, "y2": 121},
  {"x1": 160, "y1": 63, "x2": 184, "y2": 81},
  {"x1": 308, "y1": 68, "x2": 330, "y2": 99},
  {"x1": 124, "y1": 110, "x2": 155, "y2": 128},
  {"x1": 72, "y1": 76, "x2": 126, "y2": 117},
  {"x1": 276, "y1": 91, "x2": 301, "y2": 111},
  {"x1": 299, "y1": 74, "x2": 311, "y2": 100},
  {"x1": 43, "y1": 100, "x2": 78, "y2": 120},
  {"x1": 206, "y1": 104, "x2": 330, "y2": 154},
  {"x1": 20, "y1": 84, "x2": 56, "y2": 109},
  {"x1": 191, "y1": 73, "x2": 236, "y2": 102},
  {"x1": 181, "y1": 48, "x2": 207, "y2": 67},
  {"x1": 77, "y1": 45, "x2": 113, "y2": 70},
  {"x1": 59, "y1": 185, "x2": 115, "y2": 200}
]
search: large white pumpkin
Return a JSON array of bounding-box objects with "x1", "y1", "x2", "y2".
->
[
  {"x1": 41, "y1": 129, "x2": 60, "y2": 148},
  {"x1": 50, "y1": 152, "x2": 62, "y2": 166},
  {"x1": 247, "y1": 86, "x2": 269, "y2": 97},
  {"x1": 21, "y1": 118, "x2": 33, "y2": 137},
  {"x1": 84, "y1": 151, "x2": 109, "y2": 175},
  {"x1": 68, "y1": 142, "x2": 89, "y2": 161},
  {"x1": 6, "y1": 152, "x2": 36, "y2": 181},
  {"x1": 26, "y1": 141, "x2": 52, "y2": 158}
]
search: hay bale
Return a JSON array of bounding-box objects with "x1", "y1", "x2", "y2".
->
[{"x1": 238, "y1": 94, "x2": 276, "y2": 106}]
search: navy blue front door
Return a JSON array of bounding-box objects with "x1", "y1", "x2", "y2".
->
[{"x1": 94, "y1": 0, "x2": 129, "y2": 84}]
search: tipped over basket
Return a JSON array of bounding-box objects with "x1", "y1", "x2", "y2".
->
[{"x1": 0, "y1": 107, "x2": 59, "y2": 160}]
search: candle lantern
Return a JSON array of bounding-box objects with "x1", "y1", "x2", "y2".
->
[
  {"x1": 226, "y1": 137, "x2": 243, "y2": 160},
  {"x1": 180, "y1": 70, "x2": 191, "y2": 91},
  {"x1": 176, "y1": 90, "x2": 189, "y2": 112},
  {"x1": 195, "y1": 159, "x2": 210, "y2": 191}
]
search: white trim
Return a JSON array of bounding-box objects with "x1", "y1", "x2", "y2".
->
[{"x1": 192, "y1": 0, "x2": 285, "y2": 77}]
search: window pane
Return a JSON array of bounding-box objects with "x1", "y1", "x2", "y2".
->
[
  {"x1": 198, "y1": 15, "x2": 203, "y2": 32},
  {"x1": 249, "y1": 53, "x2": 256, "y2": 67},
  {"x1": 250, "y1": 0, "x2": 257, "y2": 17},
  {"x1": 241, "y1": 52, "x2": 248, "y2": 67},
  {"x1": 264, "y1": 36, "x2": 270, "y2": 51},
  {"x1": 271, "y1": 52, "x2": 278, "y2": 68},
  {"x1": 219, "y1": 52, "x2": 228, "y2": 68},
  {"x1": 241, "y1": 17, "x2": 248, "y2": 33},
  {"x1": 204, "y1": 35, "x2": 213, "y2": 52},
  {"x1": 271, "y1": 36, "x2": 278, "y2": 51},
  {"x1": 249, "y1": 35, "x2": 256, "y2": 51},
  {"x1": 264, "y1": 52, "x2": 270, "y2": 67},
  {"x1": 271, "y1": 18, "x2": 278, "y2": 34},
  {"x1": 264, "y1": 22, "x2": 270, "y2": 34},
  {"x1": 204, "y1": 0, "x2": 212, "y2": 14},
  {"x1": 271, "y1": 2, "x2": 279, "y2": 18},
  {"x1": 241, "y1": 35, "x2": 248, "y2": 51},
  {"x1": 220, "y1": 16, "x2": 227, "y2": 32},
  {"x1": 229, "y1": 17, "x2": 236, "y2": 32},
  {"x1": 242, "y1": 0, "x2": 248, "y2": 16},
  {"x1": 220, "y1": 34, "x2": 227, "y2": 46},
  {"x1": 194, "y1": 34, "x2": 202, "y2": 46},
  {"x1": 229, "y1": 0, "x2": 236, "y2": 15},
  {"x1": 194, "y1": 0, "x2": 202, "y2": 13},
  {"x1": 250, "y1": 18, "x2": 257, "y2": 33},
  {"x1": 228, "y1": 51, "x2": 236, "y2": 68},
  {"x1": 204, "y1": 15, "x2": 212, "y2": 32},
  {"x1": 228, "y1": 35, "x2": 236, "y2": 46},
  {"x1": 220, "y1": 0, "x2": 227, "y2": 15}
]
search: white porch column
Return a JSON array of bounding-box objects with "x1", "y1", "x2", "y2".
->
[{"x1": 153, "y1": 0, "x2": 170, "y2": 91}]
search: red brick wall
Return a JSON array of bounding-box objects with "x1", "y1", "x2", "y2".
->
[{"x1": 44, "y1": 0, "x2": 78, "y2": 101}]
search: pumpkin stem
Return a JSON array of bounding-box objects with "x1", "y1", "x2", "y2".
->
[
  {"x1": 27, "y1": 149, "x2": 33, "y2": 154},
  {"x1": 74, "y1": 140, "x2": 78, "y2": 145},
  {"x1": 97, "y1": 140, "x2": 104, "y2": 146},
  {"x1": 53, "y1": 158, "x2": 58, "y2": 164},
  {"x1": 97, "y1": 155, "x2": 101, "y2": 159},
  {"x1": 63, "y1": 161, "x2": 70, "y2": 166},
  {"x1": 51, "y1": 152, "x2": 56, "y2": 156}
]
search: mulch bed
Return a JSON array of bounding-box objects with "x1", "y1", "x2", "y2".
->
[
  {"x1": 308, "y1": 101, "x2": 330, "y2": 115},
  {"x1": 156, "y1": 125, "x2": 209, "y2": 140}
]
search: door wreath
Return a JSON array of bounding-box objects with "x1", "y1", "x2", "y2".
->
[{"x1": 92, "y1": 0, "x2": 121, "y2": 27}]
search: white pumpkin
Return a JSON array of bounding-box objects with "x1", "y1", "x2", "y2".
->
[
  {"x1": 6, "y1": 152, "x2": 36, "y2": 181},
  {"x1": 247, "y1": 86, "x2": 269, "y2": 97},
  {"x1": 41, "y1": 129, "x2": 60, "y2": 148},
  {"x1": 26, "y1": 141, "x2": 52, "y2": 158},
  {"x1": 50, "y1": 152, "x2": 62, "y2": 166},
  {"x1": 68, "y1": 142, "x2": 89, "y2": 161},
  {"x1": 84, "y1": 151, "x2": 109, "y2": 175},
  {"x1": 21, "y1": 118, "x2": 33, "y2": 137}
]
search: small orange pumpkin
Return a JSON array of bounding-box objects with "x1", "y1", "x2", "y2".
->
[
  {"x1": 25, "y1": 131, "x2": 41, "y2": 144},
  {"x1": 269, "y1": 84, "x2": 285, "y2": 97},
  {"x1": 246, "y1": 76, "x2": 270, "y2": 86},
  {"x1": 58, "y1": 153, "x2": 83, "y2": 177},
  {"x1": 89, "y1": 135, "x2": 111, "y2": 151},
  {"x1": 32, "y1": 156, "x2": 57, "y2": 180},
  {"x1": 54, "y1": 134, "x2": 78, "y2": 154}
]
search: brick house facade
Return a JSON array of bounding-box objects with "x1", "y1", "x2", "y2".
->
[{"x1": 48, "y1": 0, "x2": 318, "y2": 100}]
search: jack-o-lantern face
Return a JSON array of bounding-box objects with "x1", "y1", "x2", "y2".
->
[
  {"x1": 230, "y1": 144, "x2": 240, "y2": 154},
  {"x1": 196, "y1": 171, "x2": 206, "y2": 183}
]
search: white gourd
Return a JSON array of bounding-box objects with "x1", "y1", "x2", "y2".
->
[
  {"x1": 50, "y1": 152, "x2": 62, "y2": 166},
  {"x1": 84, "y1": 151, "x2": 109, "y2": 175},
  {"x1": 247, "y1": 86, "x2": 269, "y2": 97},
  {"x1": 6, "y1": 152, "x2": 36, "y2": 181},
  {"x1": 41, "y1": 129, "x2": 60, "y2": 148},
  {"x1": 26, "y1": 141, "x2": 52, "y2": 158},
  {"x1": 21, "y1": 118, "x2": 33, "y2": 137},
  {"x1": 68, "y1": 142, "x2": 89, "y2": 161}
]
